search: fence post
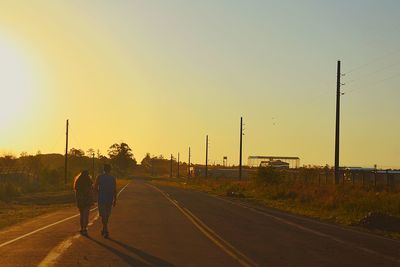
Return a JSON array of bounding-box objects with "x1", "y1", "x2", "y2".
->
[
  {"x1": 362, "y1": 172, "x2": 365, "y2": 187},
  {"x1": 386, "y1": 170, "x2": 390, "y2": 188},
  {"x1": 342, "y1": 170, "x2": 345, "y2": 185},
  {"x1": 352, "y1": 171, "x2": 355, "y2": 186},
  {"x1": 374, "y1": 170, "x2": 377, "y2": 188},
  {"x1": 325, "y1": 173, "x2": 328, "y2": 184}
]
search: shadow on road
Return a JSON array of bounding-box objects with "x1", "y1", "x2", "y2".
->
[{"x1": 87, "y1": 236, "x2": 176, "y2": 267}]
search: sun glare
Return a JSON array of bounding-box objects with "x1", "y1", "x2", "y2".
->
[{"x1": 0, "y1": 35, "x2": 33, "y2": 127}]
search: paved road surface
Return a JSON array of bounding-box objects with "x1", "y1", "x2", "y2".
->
[{"x1": 0, "y1": 179, "x2": 399, "y2": 267}]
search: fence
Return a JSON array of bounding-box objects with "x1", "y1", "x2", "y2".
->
[
  {"x1": 279, "y1": 168, "x2": 400, "y2": 190},
  {"x1": 0, "y1": 167, "x2": 39, "y2": 184}
]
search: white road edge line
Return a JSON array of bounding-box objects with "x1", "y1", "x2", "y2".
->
[
  {"x1": 0, "y1": 182, "x2": 130, "y2": 250},
  {"x1": 214, "y1": 194, "x2": 400, "y2": 244},
  {"x1": 213, "y1": 195, "x2": 400, "y2": 264},
  {"x1": 37, "y1": 182, "x2": 130, "y2": 267},
  {"x1": 146, "y1": 183, "x2": 259, "y2": 267},
  {"x1": 37, "y1": 234, "x2": 80, "y2": 267}
]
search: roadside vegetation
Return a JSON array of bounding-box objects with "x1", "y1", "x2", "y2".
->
[
  {"x1": 0, "y1": 178, "x2": 130, "y2": 230},
  {"x1": 152, "y1": 167, "x2": 400, "y2": 239},
  {"x1": 0, "y1": 142, "x2": 135, "y2": 230}
]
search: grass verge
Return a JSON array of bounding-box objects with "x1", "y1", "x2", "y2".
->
[
  {"x1": 151, "y1": 177, "x2": 400, "y2": 240},
  {"x1": 0, "y1": 178, "x2": 131, "y2": 230}
]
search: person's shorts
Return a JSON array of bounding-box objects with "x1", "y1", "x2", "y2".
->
[{"x1": 98, "y1": 203, "x2": 112, "y2": 218}]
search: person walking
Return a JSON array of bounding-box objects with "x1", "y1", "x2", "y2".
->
[
  {"x1": 73, "y1": 170, "x2": 94, "y2": 236},
  {"x1": 94, "y1": 164, "x2": 116, "y2": 238}
]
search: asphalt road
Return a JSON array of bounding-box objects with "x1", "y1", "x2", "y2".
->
[{"x1": 0, "y1": 179, "x2": 399, "y2": 267}]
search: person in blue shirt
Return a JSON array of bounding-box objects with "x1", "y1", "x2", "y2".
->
[{"x1": 94, "y1": 164, "x2": 116, "y2": 238}]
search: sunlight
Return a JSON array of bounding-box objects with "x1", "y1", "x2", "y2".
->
[{"x1": 0, "y1": 35, "x2": 33, "y2": 127}]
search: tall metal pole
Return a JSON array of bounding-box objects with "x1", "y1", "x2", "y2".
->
[
  {"x1": 239, "y1": 117, "x2": 243, "y2": 180},
  {"x1": 205, "y1": 135, "x2": 208, "y2": 178},
  {"x1": 64, "y1": 119, "x2": 69, "y2": 184},
  {"x1": 170, "y1": 154, "x2": 173, "y2": 178},
  {"x1": 92, "y1": 152, "x2": 95, "y2": 179},
  {"x1": 177, "y1": 152, "x2": 180, "y2": 178},
  {"x1": 188, "y1": 147, "x2": 191, "y2": 178},
  {"x1": 334, "y1": 60, "x2": 341, "y2": 184}
]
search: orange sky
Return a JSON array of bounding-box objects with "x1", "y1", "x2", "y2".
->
[{"x1": 1, "y1": 1, "x2": 400, "y2": 168}]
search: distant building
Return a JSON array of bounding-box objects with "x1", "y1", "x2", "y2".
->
[{"x1": 248, "y1": 156, "x2": 300, "y2": 168}]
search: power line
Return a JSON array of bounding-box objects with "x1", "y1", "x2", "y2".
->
[
  {"x1": 345, "y1": 71, "x2": 400, "y2": 95},
  {"x1": 345, "y1": 60, "x2": 400, "y2": 86},
  {"x1": 47, "y1": 125, "x2": 66, "y2": 154},
  {"x1": 345, "y1": 47, "x2": 400, "y2": 75}
]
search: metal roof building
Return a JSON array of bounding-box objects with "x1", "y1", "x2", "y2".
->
[{"x1": 248, "y1": 156, "x2": 300, "y2": 168}]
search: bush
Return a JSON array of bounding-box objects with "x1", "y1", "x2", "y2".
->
[
  {"x1": 0, "y1": 182, "x2": 21, "y2": 201},
  {"x1": 37, "y1": 168, "x2": 65, "y2": 191},
  {"x1": 225, "y1": 183, "x2": 246, "y2": 198},
  {"x1": 256, "y1": 167, "x2": 282, "y2": 185}
]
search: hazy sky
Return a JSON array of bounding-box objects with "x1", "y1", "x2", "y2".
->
[{"x1": 1, "y1": 0, "x2": 400, "y2": 168}]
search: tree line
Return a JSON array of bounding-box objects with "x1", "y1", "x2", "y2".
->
[{"x1": 0, "y1": 142, "x2": 187, "y2": 183}]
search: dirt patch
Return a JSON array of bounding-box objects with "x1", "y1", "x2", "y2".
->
[{"x1": 356, "y1": 212, "x2": 400, "y2": 233}]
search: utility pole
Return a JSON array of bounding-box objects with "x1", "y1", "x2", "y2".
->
[
  {"x1": 170, "y1": 154, "x2": 173, "y2": 178},
  {"x1": 188, "y1": 147, "x2": 191, "y2": 178},
  {"x1": 151, "y1": 157, "x2": 155, "y2": 177},
  {"x1": 205, "y1": 135, "x2": 208, "y2": 178},
  {"x1": 177, "y1": 152, "x2": 180, "y2": 178},
  {"x1": 64, "y1": 119, "x2": 69, "y2": 184},
  {"x1": 239, "y1": 117, "x2": 243, "y2": 180},
  {"x1": 334, "y1": 60, "x2": 341, "y2": 185},
  {"x1": 92, "y1": 152, "x2": 95, "y2": 179}
]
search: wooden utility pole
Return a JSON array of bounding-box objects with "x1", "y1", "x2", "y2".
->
[
  {"x1": 64, "y1": 119, "x2": 69, "y2": 184},
  {"x1": 170, "y1": 154, "x2": 173, "y2": 178},
  {"x1": 205, "y1": 135, "x2": 208, "y2": 178},
  {"x1": 334, "y1": 60, "x2": 341, "y2": 184},
  {"x1": 92, "y1": 152, "x2": 95, "y2": 179},
  {"x1": 177, "y1": 153, "x2": 180, "y2": 178},
  {"x1": 239, "y1": 117, "x2": 243, "y2": 180},
  {"x1": 188, "y1": 147, "x2": 191, "y2": 178}
]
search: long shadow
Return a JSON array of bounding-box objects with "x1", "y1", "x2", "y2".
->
[
  {"x1": 86, "y1": 236, "x2": 176, "y2": 267},
  {"x1": 108, "y1": 238, "x2": 177, "y2": 267}
]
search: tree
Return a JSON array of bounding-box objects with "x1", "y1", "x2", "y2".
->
[
  {"x1": 141, "y1": 153, "x2": 152, "y2": 170},
  {"x1": 69, "y1": 148, "x2": 85, "y2": 157},
  {"x1": 0, "y1": 154, "x2": 16, "y2": 166},
  {"x1": 141, "y1": 153, "x2": 151, "y2": 164},
  {"x1": 96, "y1": 149, "x2": 108, "y2": 160},
  {"x1": 108, "y1": 143, "x2": 137, "y2": 172},
  {"x1": 87, "y1": 148, "x2": 95, "y2": 156}
]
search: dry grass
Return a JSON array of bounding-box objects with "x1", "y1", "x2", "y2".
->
[
  {"x1": 0, "y1": 178, "x2": 131, "y2": 230},
  {"x1": 152, "y1": 177, "x2": 400, "y2": 239}
]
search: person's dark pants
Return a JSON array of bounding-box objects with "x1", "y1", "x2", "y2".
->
[
  {"x1": 78, "y1": 207, "x2": 90, "y2": 230},
  {"x1": 98, "y1": 203, "x2": 112, "y2": 227}
]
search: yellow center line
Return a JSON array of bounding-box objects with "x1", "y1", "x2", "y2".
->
[{"x1": 146, "y1": 183, "x2": 259, "y2": 267}]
